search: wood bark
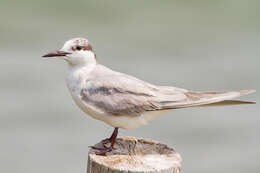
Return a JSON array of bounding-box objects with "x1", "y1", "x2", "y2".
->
[{"x1": 87, "y1": 136, "x2": 182, "y2": 173}]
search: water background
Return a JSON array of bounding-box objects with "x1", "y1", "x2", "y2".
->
[{"x1": 0, "y1": 1, "x2": 259, "y2": 173}]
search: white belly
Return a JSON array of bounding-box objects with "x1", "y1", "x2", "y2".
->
[
  {"x1": 69, "y1": 91, "x2": 170, "y2": 129},
  {"x1": 66, "y1": 67, "x2": 171, "y2": 129}
]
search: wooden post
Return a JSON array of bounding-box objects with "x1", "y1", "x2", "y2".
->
[{"x1": 87, "y1": 136, "x2": 182, "y2": 173}]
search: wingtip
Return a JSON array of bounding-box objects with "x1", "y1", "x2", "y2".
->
[{"x1": 236, "y1": 100, "x2": 256, "y2": 104}]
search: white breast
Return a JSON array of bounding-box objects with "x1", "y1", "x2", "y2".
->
[
  {"x1": 66, "y1": 66, "x2": 100, "y2": 116},
  {"x1": 66, "y1": 66, "x2": 118, "y2": 124},
  {"x1": 65, "y1": 66, "x2": 170, "y2": 129}
]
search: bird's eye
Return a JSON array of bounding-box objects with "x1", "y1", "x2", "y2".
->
[{"x1": 76, "y1": 46, "x2": 83, "y2": 51}]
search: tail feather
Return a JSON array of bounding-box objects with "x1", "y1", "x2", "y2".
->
[
  {"x1": 197, "y1": 100, "x2": 256, "y2": 107},
  {"x1": 161, "y1": 89, "x2": 256, "y2": 109}
]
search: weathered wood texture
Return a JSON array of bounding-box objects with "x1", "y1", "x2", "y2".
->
[{"x1": 87, "y1": 136, "x2": 182, "y2": 173}]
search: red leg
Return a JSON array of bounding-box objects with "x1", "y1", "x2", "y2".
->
[
  {"x1": 101, "y1": 127, "x2": 118, "y2": 146},
  {"x1": 90, "y1": 127, "x2": 119, "y2": 155},
  {"x1": 108, "y1": 127, "x2": 118, "y2": 148}
]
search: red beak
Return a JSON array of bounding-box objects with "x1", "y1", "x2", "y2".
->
[{"x1": 42, "y1": 50, "x2": 71, "y2": 57}]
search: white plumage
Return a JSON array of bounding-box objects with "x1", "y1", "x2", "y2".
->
[{"x1": 43, "y1": 38, "x2": 256, "y2": 130}]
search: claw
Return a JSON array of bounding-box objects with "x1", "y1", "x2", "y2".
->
[
  {"x1": 89, "y1": 146, "x2": 107, "y2": 150},
  {"x1": 89, "y1": 127, "x2": 119, "y2": 155},
  {"x1": 96, "y1": 147, "x2": 113, "y2": 155},
  {"x1": 101, "y1": 138, "x2": 111, "y2": 145},
  {"x1": 89, "y1": 145, "x2": 113, "y2": 155}
]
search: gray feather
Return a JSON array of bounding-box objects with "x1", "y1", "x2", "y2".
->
[{"x1": 80, "y1": 65, "x2": 255, "y2": 116}]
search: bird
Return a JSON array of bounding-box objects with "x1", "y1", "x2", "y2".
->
[{"x1": 42, "y1": 37, "x2": 255, "y2": 155}]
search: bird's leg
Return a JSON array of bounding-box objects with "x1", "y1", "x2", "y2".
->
[
  {"x1": 101, "y1": 127, "x2": 118, "y2": 147},
  {"x1": 109, "y1": 127, "x2": 118, "y2": 148},
  {"x1": 89, "y1": 127, "x2": 119, "y2": 155}
]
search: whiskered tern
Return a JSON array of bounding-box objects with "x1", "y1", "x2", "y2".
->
[{"x1": 42, "y1": 38, "x2": 255, "y2": 155}]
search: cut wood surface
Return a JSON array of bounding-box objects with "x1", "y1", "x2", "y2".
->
[{"x1": 87, "y1": 136, "x2": 182, "y2": 173}]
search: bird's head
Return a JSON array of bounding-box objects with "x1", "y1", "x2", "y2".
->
[{"x1": 42, "y1": 38, "x2": 96, "y2": 66}]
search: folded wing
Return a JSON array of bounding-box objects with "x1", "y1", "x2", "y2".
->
[
  {"x1": 80, "y1": 65, "x2": 255, "y2": 116},
  {"x1": 160, "y1": 90, "x2": 255, "y2": 109}
]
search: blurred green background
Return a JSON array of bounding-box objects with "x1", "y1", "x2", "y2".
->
[{"x1": 0, "y1": 0, "x2": 259, "y2": 173}]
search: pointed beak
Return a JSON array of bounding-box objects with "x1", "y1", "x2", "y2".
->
[{"x1": 42, "y1": 50, "x2": 71, "y2": 58}]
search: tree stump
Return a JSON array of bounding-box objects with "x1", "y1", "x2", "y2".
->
[{"x1": 87, "y1": 136, "x2": 182, "y2": 173}]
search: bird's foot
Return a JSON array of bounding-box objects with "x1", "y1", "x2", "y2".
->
[
  {"x1": 89, "y1": 127, "x2": 118, "y2": 155},
  {"x1": 89, "y1": 145, "x2": 113, "y2": 156},
  {"x1": 101, "y1": 138, "x2": 111, "y2": 145}
]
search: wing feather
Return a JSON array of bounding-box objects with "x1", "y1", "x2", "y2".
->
[
  {"x1": 80, "y1": 65, "x2": 255, "y2": 116},
  {"x1": 161, "y1": 90, "x2": 256, "y2": 109}
]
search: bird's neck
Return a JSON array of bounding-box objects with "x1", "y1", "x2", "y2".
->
[
  {"x1": 66, "y1": 61, "x2": 96, "y2": 93},
  {"x1": 67, "y1": 60, "x2": 96, "y2": 78},
  {"x1": 67, "y1": 51, "x2": 97, "y2": 73}
]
